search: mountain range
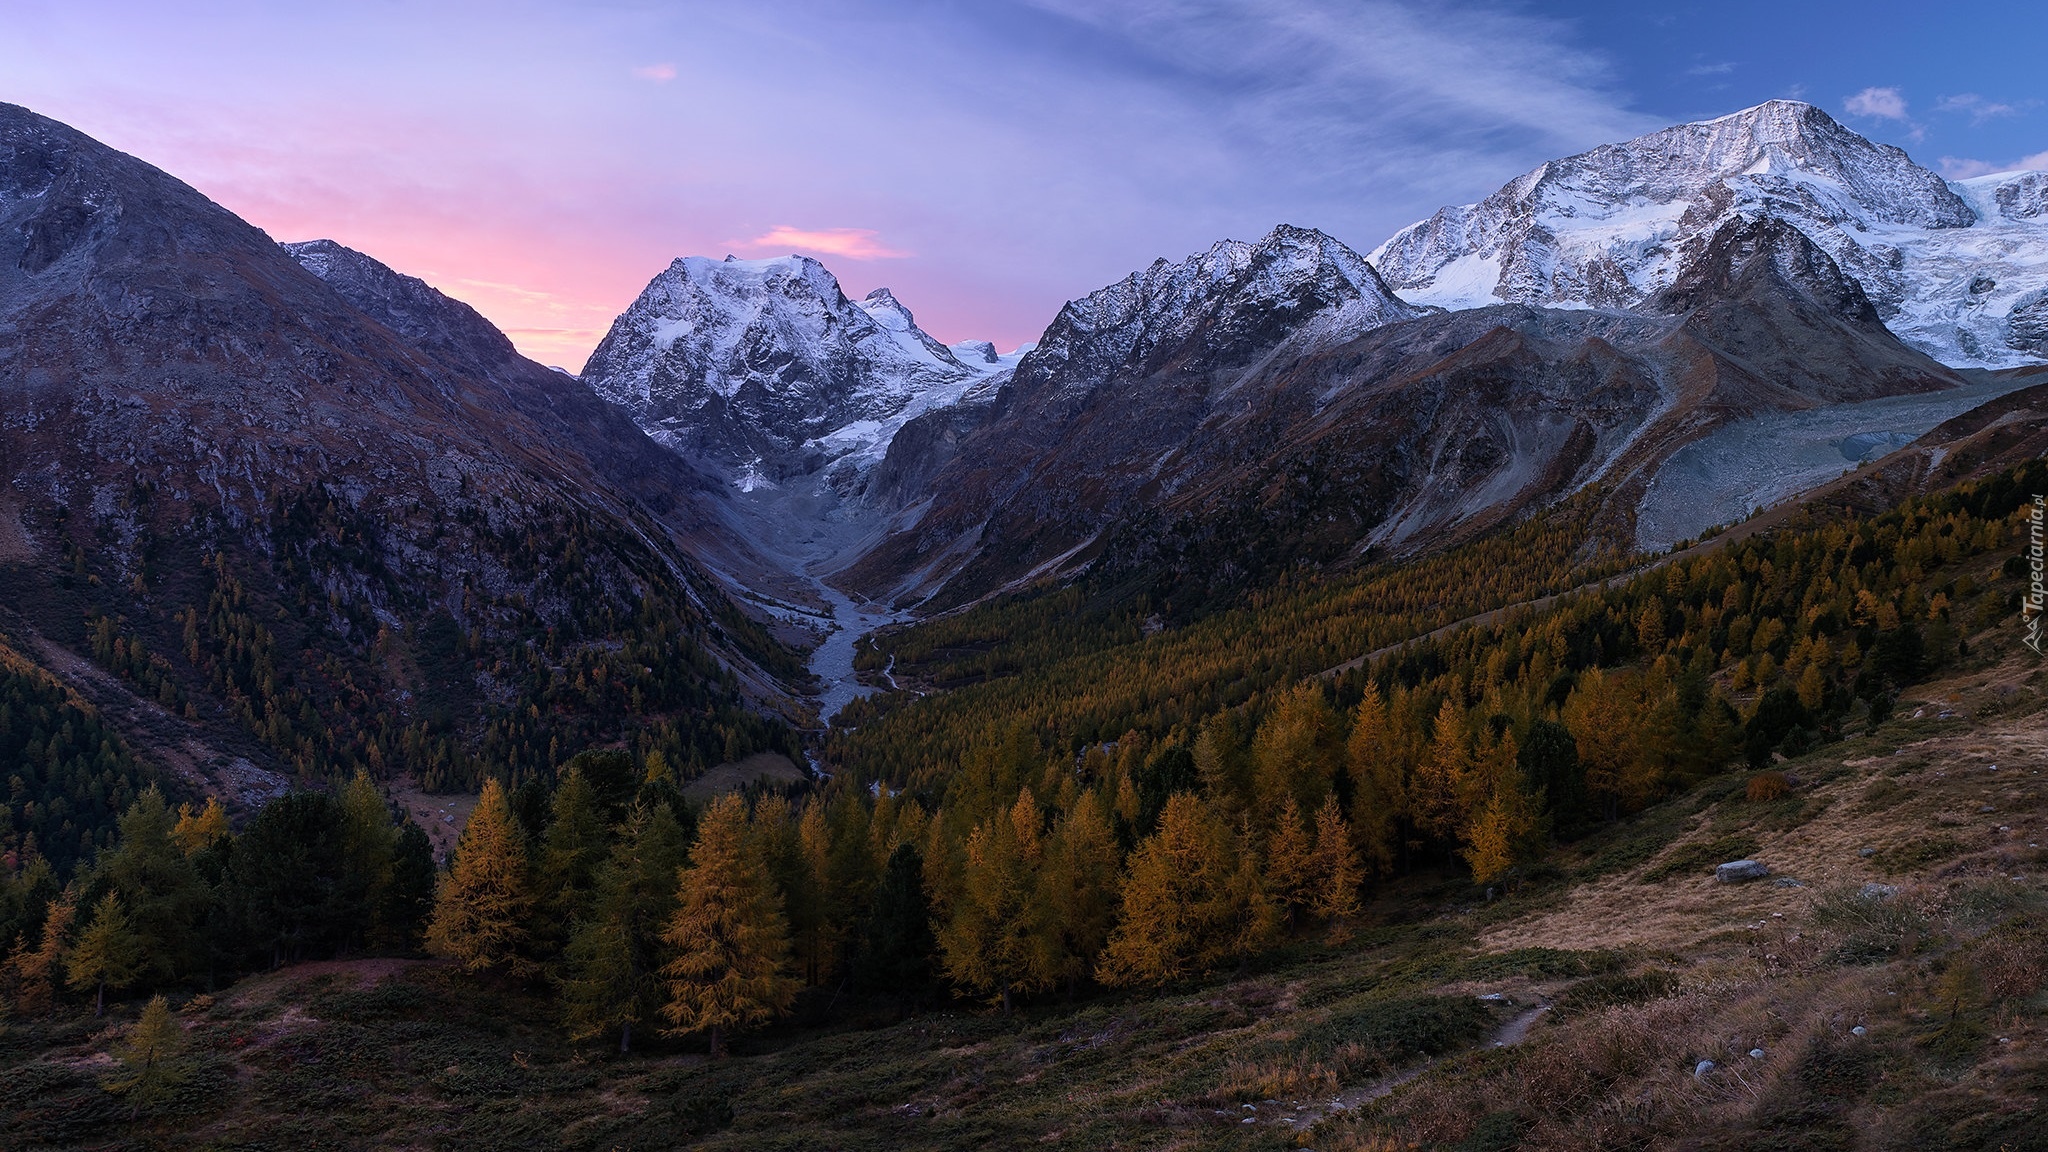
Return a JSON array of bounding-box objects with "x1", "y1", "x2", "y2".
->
[{"x1": 2, "y1": 96, "x2": 2045, "y2": 787}]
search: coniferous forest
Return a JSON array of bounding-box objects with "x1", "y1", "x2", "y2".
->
[{"x1": 6, "y1": 458, "x2": 2047, "y2": 1148}]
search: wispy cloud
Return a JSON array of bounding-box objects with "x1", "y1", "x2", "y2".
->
[
  {"x1": 1686, "y1": 62, "x2": 1736, "y2": 76},
  {"x1": 1940, "y1": 150, "x2": 2048, "y2": 180},
  {"x1": 1844, "y1": 86, "x2": 1908, "y2": 121},
  {"x1": 632, "y1": 63, "x2": 677, "y2": 83},
  {"x1": 1935, "y1": 93, "x2": 2023, "y2": 124},
  {"x1": 1016, "y1": 0, "x2": 1651, "y2": 165},
  {"x1": 457, "y1": 277, "x2": 570, "y2": 308},
  {"x1": 741, "y1": 226, "x2": 911, "y2": 260}
]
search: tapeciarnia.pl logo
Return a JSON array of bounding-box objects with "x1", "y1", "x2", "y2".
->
[{"x1": 2027, "y1": 494, "x2": 2045, "y2": 655}]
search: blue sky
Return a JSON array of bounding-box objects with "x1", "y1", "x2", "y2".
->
[{"x1": 0, "y1": 0, "x2": 2040, "y2": 363}]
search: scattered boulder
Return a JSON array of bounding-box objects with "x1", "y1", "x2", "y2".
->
[
  {"x1": 1749, "y1": 1048, "x2": 1766, "y2": 1059},
  {"x1": 1858, "y1": 883, "x2": 1900, "y2": 901},
  {"x1": 1694, "y1": 1059, "x2": 1717, "y2": 1079},
  {"x1": 1716, "y1": 860, "x2": 1771, "y2": 883},
  {"x1": 1773, "y1": 877, "x2": 1806, "y2": 888},
  {"x1": 1859, "y1": 847, "x2": 1877, "y2": 857},
  {"x1": 1851, "y1": 1026, "x2": 1867, "y2": 1036}
]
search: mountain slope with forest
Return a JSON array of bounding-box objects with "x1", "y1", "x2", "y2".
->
[{"x1": 0, "y1": 102, "x2": 802, "y2": 835}]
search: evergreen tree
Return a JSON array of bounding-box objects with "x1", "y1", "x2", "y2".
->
[
  {"x1": 66, "y1": 891, "x2": 143, "y2": 1015},
  {"x1": 1516, "y1": 719, "x2": 1585, "y2": 837},
  {"x1": 1026, "y1": 789, "x2": 1119, "y2": 995},
  {"x1": 338, "y1": 770, "x2": 397, "y2": 949},
  {"x1": 659, "y1": 794, "x2": 797, "y2": 1056},
  {"x1": 385, "y1": 822, "x2": 438, "y2": 948},
  {"x1": 818, "y1": 791, "x2": 879, "y2": 983},
  {"x1": 858, "y1": 842, "x2": 936, "y2": 1006},
  {"x1": 232, "y1": 792, "x2": 352, "y2": 967},
  {"x1": 562, "y1": 804, "x2": 688, "y2": 1052},
  {"x1": 537, "y1": 767, "x2": 612, "y2": 957},
  {"x1": 103, "y1": 788, "x2": 206, "y2": 983},
  {"x1": 424, "y1": 779, "x2": 537, "y2": 976},
  {"x1": 936, "y1": 790, "x2": 1042, "y2": 1013},
  {"x1": 110, "y1": 993, "x2": 187, "y2": 1116}
]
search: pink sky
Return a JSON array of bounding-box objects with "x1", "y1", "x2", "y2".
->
[{"x1": 0, "y1": 1, "x2": 1678, "y2": 369}]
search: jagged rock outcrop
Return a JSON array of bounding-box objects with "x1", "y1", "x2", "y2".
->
[{"x1": 578, "y1": 255, "x2": 1015, "y2": 496}]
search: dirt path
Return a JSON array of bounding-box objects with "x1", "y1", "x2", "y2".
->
[
  {"x1": 1234, "y1": 998, "x2": 1553, "y2": 1133},
  {"x1": 1315, "y1": 564, "x2": 1658, "y2": 681}
]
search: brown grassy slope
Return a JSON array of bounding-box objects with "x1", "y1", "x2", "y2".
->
[
  {"x1": 1311, "y1": 642, "x2": 2048, "y2": 1152},
  {"x1": 6, "y1": 657, "x2": 2043, "y2": 1152}
]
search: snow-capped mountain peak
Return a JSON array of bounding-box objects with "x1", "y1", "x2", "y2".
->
[
  {"x1": 579, "y1": 253, "x2": 1019, "y2": 496},
  {"x1": 1369, "y1": 100, "x2": 2045, "y2": 366},
  {"x1": 1033, "y1": 223, "x2": 1425, "y2": 387}
]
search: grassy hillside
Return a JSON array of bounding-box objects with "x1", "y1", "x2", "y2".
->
[
  {"x1": 7, "y1": 454, "x2": 2047, "y2": 1151},
  {"x1": 5, "y1": 643, "x2": 2041, "y2": 1150}
]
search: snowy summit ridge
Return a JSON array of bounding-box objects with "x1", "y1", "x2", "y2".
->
[
  {"x1": 579, "y1": 254, "x2": 1020, "y2": 495},
  {"x1": 1370, "y1": 100, "x2": 2048, "y2": 367}
]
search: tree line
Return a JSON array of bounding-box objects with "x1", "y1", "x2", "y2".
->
[{"x1": 5, "y1": 459, "x2": 2038, "y2": 1057}]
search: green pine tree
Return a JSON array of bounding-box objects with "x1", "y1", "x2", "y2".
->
[{"x1": 66, "y1": 892, "x2": 144, "y2": 1016}]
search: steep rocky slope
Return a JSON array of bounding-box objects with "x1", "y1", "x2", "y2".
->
[
  {"x1": 839, "y1": 218, "x2": 1964, "y2": 608},
  {"x1": 0, "y1": 102, "x2": 797, "y2": 792}
]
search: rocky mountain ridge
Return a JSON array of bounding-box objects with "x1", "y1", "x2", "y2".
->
[
  {"x1": 1370, "y1": 100, "x2": 2048, "y2": 368},
  {"x1": 0, "y1": 101, "x2": 796, "y2": 796},
  {"x1": 578, "y1": 254, "x2": 1021, "y2": 501},
  {"x1": 841, "y1": 214, "x2": 1968, "y2": 608}
]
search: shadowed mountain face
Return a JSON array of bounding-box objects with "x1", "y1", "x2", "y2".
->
[
  {"x1": 277, "y1": 239, "x2": 756, "y2": 574},
  {"x1": 0, "y1": 103, "x2": 794, "y2": 793},
  {"x1": 841, "y1": 216, "x2": 1965, "y2": 610}
]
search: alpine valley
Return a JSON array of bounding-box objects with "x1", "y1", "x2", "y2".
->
[{"x1": 4, "y1": 92, "x2": 2048, "y2": 1152}]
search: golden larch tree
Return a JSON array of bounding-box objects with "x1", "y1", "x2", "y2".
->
[
  {"x1": 659, "y1": 793, "x2": 798, "y2": 1056},
  {"x1": 424, "y1": 778, "x2": 536, "y2": 976},
  {"x1": 1409, "y1": 699, "x2": 1471, "y2": 844},
  {"x1": 936, "y1": 789, "x2": 1042, "y2": 1013},
  {"x1": 66, "y1": 891, "x2": 143, "y2": 1016},
  {"x1": 1098, "y1": 793, "x2": 1275, "y2": 988},
  {"x1": 1263, "y1": 796, "x2": 1317, "y2": 927},
  {"x1": 170, "y1": 797, "x2": 230, "y2": 856},
  {"x1": 1309, "y1": 795, "x2": 1363, "y2": 922},
  {"x1": 1345, "y1": 682, "x2": 1407, "y2": 875}
]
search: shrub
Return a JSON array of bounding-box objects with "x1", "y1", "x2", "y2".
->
[
  {"x1": 1553, "y1": 970, "x2": 1680, "y2": 1017},
  {"x1": 1747, "y1": 771, "x2": 1793, "y2": 802}
]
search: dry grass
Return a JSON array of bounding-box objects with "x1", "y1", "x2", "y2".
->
[
  {"x1": 1316, "y1": 646, "x2": 2048, "y2": 1152},
  {"x1": 1212, "y1": 1056, "x2": 1340, "y2": 1102},
  {"x1": 1481, "y1": 653, "x2": 2048, "y2": 957},
  {"x1": 681, "y1": 750, "x2": 806, "y2": 802}
]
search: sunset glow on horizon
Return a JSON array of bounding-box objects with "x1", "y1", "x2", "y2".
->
[{"x1": 5, "y1": 1, "x2": 2042, "y2": 369}]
